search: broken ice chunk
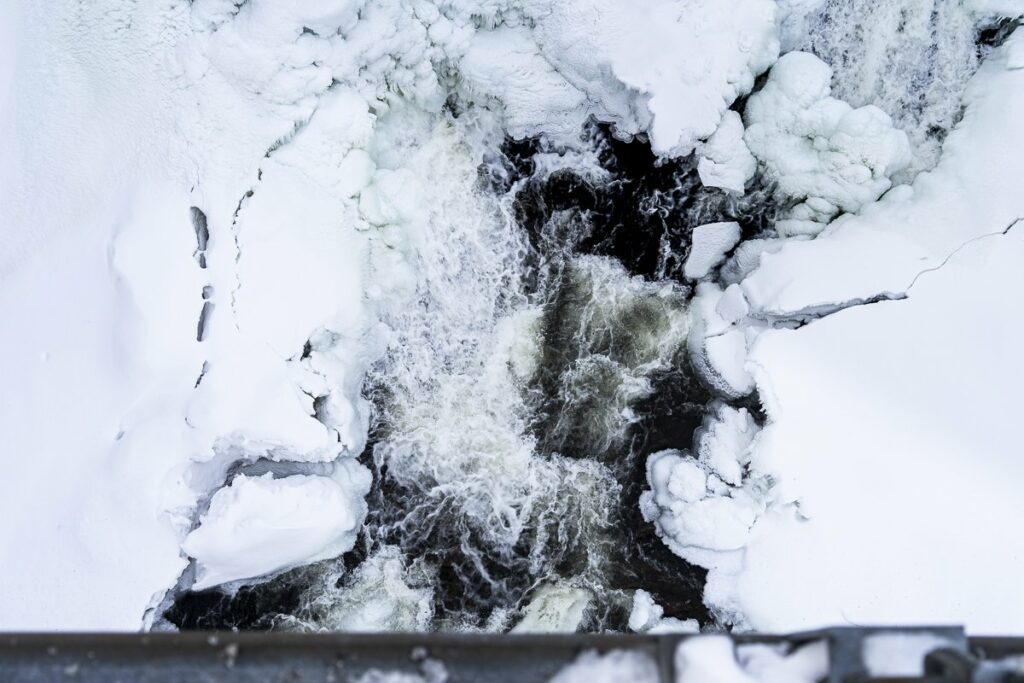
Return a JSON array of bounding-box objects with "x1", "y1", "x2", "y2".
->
[
  {"x1": 684, "y1": 222, "x2": 743, "y2": 280},
  {"x1": 183, "y1": 463, "x2": 370, "y2": 590},
  {"x1": 629, "y1": 589, "x2": 700, "y2": 634},
  {"x1": 697, "y1": 112, "x2": 757, "y2": 194}
]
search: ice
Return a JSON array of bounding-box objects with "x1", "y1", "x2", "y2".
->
[
  {"x1": 697, "y1": 112, "x2": 757, "y2": 194},
  {"x1": 688, "y1": 284, "x2": 756, "y2": 398},
  {"x1": 640, "y1": 404, "x2": 767, "y2": 562},
  {"x1": 778, "y1": 0, "x2": 1018, "y2": 177},
  {"x1": 704, "y1": 35, "x2": 1024, "y2": 633},
  {"x1": 743, "y1": 51, "x2": 911, "y2": 237},
  {"x1": 684, "y1": 222, "x2": 743, "y2": 281},
  {"x1": 183, "y1": 463, "x2": 371, "y2": 590},
  {"x1": 629, "y1": 590, "x2": 700, "y2": 635},
  {"x1": 456, "y1": 0, "x2": 779, "y2": 156},
  {"x1": 742, "y1": 31, "x2": 1024, "y2": 318}
]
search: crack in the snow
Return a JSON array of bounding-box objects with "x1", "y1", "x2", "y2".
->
[
  {"x1": 225, "y1": 82, "x2": 345, "y2": 329},
  {"x1": 751, "y1": 217, "x2": 1023, "y2": 329},
  {"x1": 904, "y1": 217, "x2": 1022, "y2": 292}
]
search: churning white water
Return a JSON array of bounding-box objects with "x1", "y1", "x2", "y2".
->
[{"x1": 275, "y1": 108, "x2": 706, "y2": 631}]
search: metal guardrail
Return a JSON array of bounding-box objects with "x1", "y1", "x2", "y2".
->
[{"x1": 1, "y1": 628, "x2": 1022, "y2": 682}]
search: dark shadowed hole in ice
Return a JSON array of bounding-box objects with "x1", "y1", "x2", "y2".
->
[{"x1": 164, "y1": 122, "x2": 779, "y2": 632}]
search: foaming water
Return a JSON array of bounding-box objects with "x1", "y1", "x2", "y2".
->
[{"x1": 163, "y1": 114, "x2": 778, "y2": 631}]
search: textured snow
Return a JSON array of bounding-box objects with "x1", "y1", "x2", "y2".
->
[
  {"x1": 744, "y1": 51, "x2": 911, "y2": 236},
  {"x1": 697, "y1": 112, "x2": 758, "y2": 194},
  {"x1": 698, "y1": 29, "x2": 1024, "y2": 634},
  {"x1": 458, "y1": 0, "x2": 779, "y2": 156},
  {"x1": 777, "y1": 0, "x2": 1019, "y2": 178},
  {"x1": 640, "y1": 404, "x2": 767, "y2": 566},
  {"x1": 742, "y1": 31, "x2": 1024, "y2": 317}
]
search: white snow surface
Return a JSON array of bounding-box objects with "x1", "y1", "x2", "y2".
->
[
  {"x1": 710, "y1": 31, "x2": 1024, "y2": 633},
  {"x1": 548, "y1": 649, "x2": 660, "y2": 683}
]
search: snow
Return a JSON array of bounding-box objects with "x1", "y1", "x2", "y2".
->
[
  {"x1": 688, "y1": 283, "x2": 756, "y2": 398},
  {"x1": 675, "y1": 637, "x2": 828, "y2": 683},
  {"x1": 684, "y1": 222, "x2": 743, "y2": 281},
  {"x1": 457, "y1": 0, "x2": 779, "y2": 156},
  {"x1": 721, "y1": 222, "x2": 1024, "y2": 632},
  {"x1": 743, "y1": 51, "x2": 912, "y2": 237},
  {"x1": 629, "y1": 590, "x2": 700, "y2": 634},
  {"x1": 688, "y1": 30, "x2": 1024, "y2": 634},
  {"x1": 742, "y1": 31, "x2": 1024, "y2": 317},
  {"x1": 183, "y1": 463, "x2": 370, "y2": 590},
  {"x1": 676, "y1": 637, "x2": 757, "y2": 683},
  {"x1": 640, "y1": 404, "x2": 768, "y2": 565},
  {"x1": 697, "y1": 113, "x2": 757, "y2": 194}
]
